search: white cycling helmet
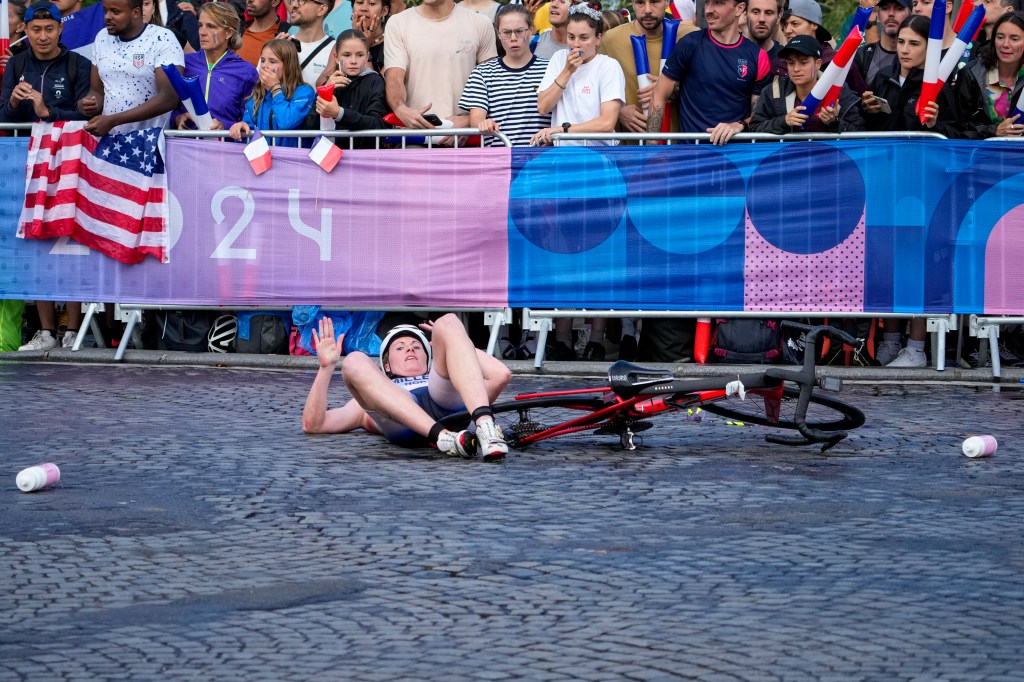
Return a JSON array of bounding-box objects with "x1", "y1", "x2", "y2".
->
[
  {"x1": 379, "y1": 324, "x2": 432, "y2": 373},
  {"x1": 208, "y1": 315, "x2": 237, "y2": 353}
]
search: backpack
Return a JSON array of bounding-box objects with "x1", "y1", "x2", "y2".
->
[
  {"x1": 709, "y1": 318, "x2": 782, "y2": 364},
  {"x1": 235, "y1": 312, "x2": 290, "y2": 354},
  {"x1": 154, "y1": 310, "x2": 214, "y2": 352}
]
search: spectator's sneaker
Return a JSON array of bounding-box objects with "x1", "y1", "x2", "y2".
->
[
  {"x1": 61, "y1": 331, "x2": 77, "y2": 349},
  {"x1": 968, "y1": 343, "x2": 1021, "y2": 368},
  {"x1": 18, "y1": 330, "x2": 57, "y2": 352},
  {"x1": 475, "y1": 419, "x2": 508, "y2": 462},
  {"x1": 435, "y1": 429, "x2": 477, "y2": 459},
  {"x1": 875, "y1": 339, "x2": 901, "y2": 366},
  {"x1": 546, "y1": 341, "x2": 577, "y2": 361},
  {"x1": 581, "y1": 341, "x2": 605, "y2": 361},
  {"x1": 619, "y1": 334, "x2": 638, "y2": 362},
  {"x1": 887, "y1": 346, "x2": 927, "y2": 368}
]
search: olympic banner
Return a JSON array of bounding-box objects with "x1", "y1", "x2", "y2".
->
[
  {"x1": 1, "y1": 137, "x2": 1023, "y2": 315},
  {"x1": 0, "y1": 138, "x2": 512, "y2": 308}
]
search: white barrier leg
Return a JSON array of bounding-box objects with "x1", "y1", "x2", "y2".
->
[
  {"x1": 523, "y1": 309, "x2": 552, "y2": 369},
  {"x1": 927, "y1": 315, "x2": 955, "y2": 372},
  {"x1": 483, "y1": 308, "x2": 511, "y2": 357},
  {"x1": 988, "y1": 326, "x2": 1001, "y2": 379},
  {"x1": 114, "y1": 308, "x2": 142, "y2": 362},
  {"x1": 74, "y1": 303, "x2": 105, "y2": 351}
]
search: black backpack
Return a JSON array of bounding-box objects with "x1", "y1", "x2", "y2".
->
[
  {"x1": 709, "y1": 318, "x2": 782, "y2": 364},
  {"x1": 153, "y1": 311, "x2": 214, "y2": 352}
]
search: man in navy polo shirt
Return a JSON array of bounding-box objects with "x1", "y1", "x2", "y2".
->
[{"x1": 647, "y1": 0, "x2": 770, "y2": 144}]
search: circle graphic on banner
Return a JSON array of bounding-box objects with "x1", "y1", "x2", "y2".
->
[
  {"x1": 509, "y1": 148, "x2": 626, "y2": 254},
  {"x1": 624, "y1": 147, "x2": 746, "y2": 254},
  {"x1": 746, "y1": 145, "x2": 865, "y2": 254}
]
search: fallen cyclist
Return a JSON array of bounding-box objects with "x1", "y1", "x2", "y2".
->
[{"x1": 301, "y1": 314, "x2": 512, "y2": 461}]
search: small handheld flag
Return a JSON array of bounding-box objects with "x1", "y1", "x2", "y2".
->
[
  {"x1": 308, "y1": 135, "x2": 343, "y2": 173},
  {"x1": 161, "y1": 64, "x2": 213, "y2": 130},
  {"x1": 243, "y1": 131, "x2": 272, "y2": 175}
]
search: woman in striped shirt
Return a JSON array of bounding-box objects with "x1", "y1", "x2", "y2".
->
[{"x1": 459, "y1": 3, "x2": 550, "y2": 147}]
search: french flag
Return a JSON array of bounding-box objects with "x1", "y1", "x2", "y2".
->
[
  {"x1": 308, "y1": 135, "x2": 343, "y2": 173},
  {"x1": 667, "y1": 0, "x2": 694, "y2": 22},
  {"x1": 0, "y1": 0, "x2": 9, "y2": 78},
  {"x1": 795, "y1": 26, "x2": 862, "y2": 125},
  {"x1": 244, "y1": 131, "x2": 272, "y2": 175},
  {"x1": 161, "y1": 64, "x2": 213, "y2": 130}
]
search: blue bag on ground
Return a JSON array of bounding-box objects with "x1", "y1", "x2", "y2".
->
[
  {"x1": 343, "y1": 311, "x2": 385, "y2": 356},
  {"x1": 291, "y1": 306, "x2": 352, "y2": 355}
]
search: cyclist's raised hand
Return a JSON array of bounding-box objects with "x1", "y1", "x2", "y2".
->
[{"x1": 313, "y1": 317, "x2": 343, "y2": 368}]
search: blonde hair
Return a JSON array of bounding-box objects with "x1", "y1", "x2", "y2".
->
[
  {"x1": 249, "y1": 39, "x2": 304, "y2": 116},
  {"x1": 200, "y1": 2, "x2": 243, "y2": 52}
]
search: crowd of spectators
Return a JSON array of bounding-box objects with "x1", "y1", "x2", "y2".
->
[{"x1": 2, "y1": 0, "x2": 1024, "y2": 367}]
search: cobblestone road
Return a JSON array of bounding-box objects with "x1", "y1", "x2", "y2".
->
[{"x1": 1, "y1": 363, "x2": 1022, "y2": 681}]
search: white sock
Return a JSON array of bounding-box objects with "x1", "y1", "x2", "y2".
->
[{"x1": 907, "y1": 338, "x2": 925, "y2": 352}]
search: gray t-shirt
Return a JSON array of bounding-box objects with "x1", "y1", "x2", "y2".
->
[{"x1": 534, "y1": 31, "x2": 567, "y2": 60}]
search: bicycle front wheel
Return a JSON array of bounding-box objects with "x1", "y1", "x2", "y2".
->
[
  {"x1": 440, "y1": 396, "x2": 614, "y2": 449},
  {"x1": 699, "y1": 386, "x2": 864, "y2": 431}
]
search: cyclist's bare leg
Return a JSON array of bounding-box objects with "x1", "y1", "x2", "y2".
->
[
  {"x1": 426, "y1": 314, "x2": 512, "y2": 413},
  {"x1": 340, "y1": 352, "x2": 436, "y2": 437}
]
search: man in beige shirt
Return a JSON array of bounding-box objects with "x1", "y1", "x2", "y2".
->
[
  {"x1": 383, "y1": 0, "x2": 497, "y2": 128},
  {"x1": 600, "y1": 0, "x2": 697, "y2": 133}
]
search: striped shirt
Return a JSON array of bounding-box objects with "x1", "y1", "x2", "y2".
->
[{"x1": 459, "y1": 56, "x2": 550, "y2": 147}]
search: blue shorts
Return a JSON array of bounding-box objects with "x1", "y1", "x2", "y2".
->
[{"x1": 367, "y1": 368, "x2": 465, "y2": 447}]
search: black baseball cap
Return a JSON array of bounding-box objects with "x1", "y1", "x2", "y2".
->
[
  {"x1": 878, "y1": 0, "x2": 912, "y2": 8},
  {"x1": 778, "y1": 35, "x2": 822, "y2": 60}
]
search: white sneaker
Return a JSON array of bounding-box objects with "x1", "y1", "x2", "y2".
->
[
  {"x1": 475, "y1": 418, "x2": 508, "y2": 462},
  {"x1": 876, "y1": 340, "x2": 902, "y2": 366},
  {"x1": 61, "y1": 331, "x2": 77, "y2": 349},
  {"x1": 18, "y1": 330, "x2": 57, "y2": 351},
  {"x1": 887, "y1": 346, "x2": 927, "y2": 368},
  {"x1": 435, "y1": 429, "x2": 477, "y2": 459}
]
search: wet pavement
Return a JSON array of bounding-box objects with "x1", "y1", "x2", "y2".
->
[{"x1": 1, "y1": 362, "x2": 1023, "y2": 680}]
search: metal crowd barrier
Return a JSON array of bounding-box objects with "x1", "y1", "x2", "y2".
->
[{"x1": 3, "y1": 123, "x2": 1020, "y2": 374}]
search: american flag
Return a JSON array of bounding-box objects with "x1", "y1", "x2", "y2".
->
[{"x1": 18, "y1": 120, "x2": 169, "y2": 264}]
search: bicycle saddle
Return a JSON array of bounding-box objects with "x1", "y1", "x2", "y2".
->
[{"x1": 607, "y1": 360, "x2": 674, "y2": 396}]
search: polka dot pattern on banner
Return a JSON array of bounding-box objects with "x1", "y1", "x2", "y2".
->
[{"x1": 744, "y1": 209, "x2": 866, "y2": 312}]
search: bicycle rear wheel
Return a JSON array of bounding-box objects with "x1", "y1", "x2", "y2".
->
[
  {"x1": 439, "y1": 396, "x2": 615, "y2": 449},
  {"x1": 699, "y1": 386, "x2": 864, "y2": 431}
]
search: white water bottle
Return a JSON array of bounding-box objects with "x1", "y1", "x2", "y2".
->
[{"x1": 16, "y1": 463, "x2": 61, "y2": 492}]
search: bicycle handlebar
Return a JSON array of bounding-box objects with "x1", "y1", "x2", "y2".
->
[{"x1": 764, "y1": 324, "x2": 865, "y2": 452}]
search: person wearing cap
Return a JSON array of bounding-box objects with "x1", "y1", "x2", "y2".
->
[
  {"x1": 301, "y1": 314, "x2": 512, "y2": 462},
  {"x1": 1, "y1": 1, "x2": 93, "y2": 354},
  {"x1": 648, "y1": 0, "x2": 773, "y2": 145},
  {"x1": 855, "y1": 0, "x2": 912, "y2": 86},
  {"x1": 780, "y1": 0, "x2": 869, "y2": 92},
  {"x1": 750, "y1": 34, "x2": 864, "y2": 132},
  {"x1": 0, "y1": 0, "x2": 92, "y2": 124}
]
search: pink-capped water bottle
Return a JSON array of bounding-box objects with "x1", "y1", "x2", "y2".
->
[
  {"x1": 962, "y1": 436, "x2": 997, "y2": 458},
  {"x1": 16, "y1": 463, "x2": 61, "y2": 492}
]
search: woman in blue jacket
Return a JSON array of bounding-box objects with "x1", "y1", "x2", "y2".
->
[
  {"x1": 174, "y1": 2, "x2": 257, "y2": 131},
  {"x1": 228, "y1": 38, "x2": 314, "y2": 147}
]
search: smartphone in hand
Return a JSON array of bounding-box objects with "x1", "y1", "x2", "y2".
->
[{"x1": 423, "y1": 114, "x2": 444, "y2": 126}]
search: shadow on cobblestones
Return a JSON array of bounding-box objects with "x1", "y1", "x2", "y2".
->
[{"x1": 1, "y1": 364, "x2": 1022, "y2": 680}]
